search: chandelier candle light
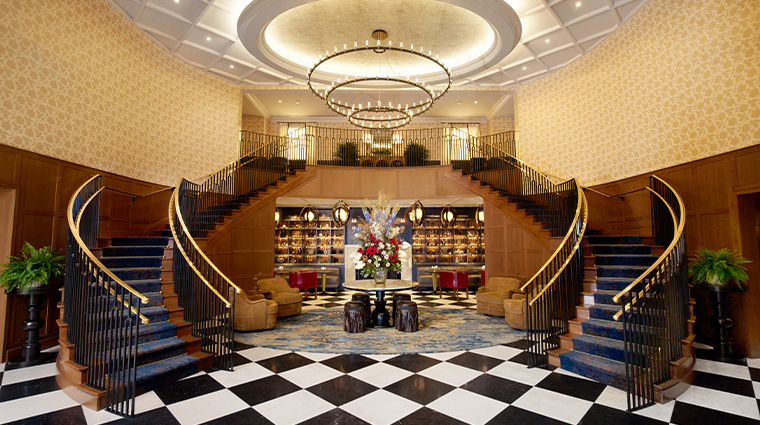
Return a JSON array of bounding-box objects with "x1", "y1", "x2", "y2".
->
[
  {"x1": 307, "y1": 30, "x2": 451, "y2": 130},
  {"x1": 350, "y1": 192, "x2": 409, "y2": 284}
]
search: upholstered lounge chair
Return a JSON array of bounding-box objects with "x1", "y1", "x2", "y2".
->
[
  {"x1": 258, "y1": 277, "x2": 303, "y2": 317},
  {"x1": 476, "y1": 277, "x2": 523, "y2": 317},
  {"x1": 439, "y1": 270, "x2": 469, "y2": 301},
  {"x1": 232, "y1": 290, "x2": 278, "y2": 331},
  {"x1": 504, "y1": 290, "x2": 526, "y2": 330}
]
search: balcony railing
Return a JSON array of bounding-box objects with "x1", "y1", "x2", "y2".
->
[{"x1": 240, "y1": 127, "x2": 515, "y2": 169}]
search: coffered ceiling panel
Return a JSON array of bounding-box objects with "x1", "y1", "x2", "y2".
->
[
  {"x1": 111, "y1": 0, "x2": 648, "y2": 88},
  {"x1": 108, "y1": 0, "x2": 649, "y2": 120}
]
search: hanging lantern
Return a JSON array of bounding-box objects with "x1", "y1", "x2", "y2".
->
[
  {"x1": 407, "y1": 200, "x2": 426, "y2": 227},
  {"x1": 300, "y1": 204, "x2": 318, "y2": 227},
  {"x1": 332, "y1": 200, "x2": 350, "y2": 227},
  {"x1": 475, "y1": 204, "x2": 485, "y2": 227},
  {"x1": 275, "y1": 207, "x2": 282, "y2": 227},
  {"x1": 440, "y1": 204, "x2": 456, "y2": 228}
]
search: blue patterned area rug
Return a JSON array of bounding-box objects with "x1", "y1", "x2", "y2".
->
[{"x1": 234, "y1": 309, "x2": 526, "y2": 355}]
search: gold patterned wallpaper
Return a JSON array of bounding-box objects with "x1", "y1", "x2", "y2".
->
[
  {"x1": 515, "y1": 0, "x2": 760, "y2": 186},
  {"x1": 1, "y1": 0, "x2": 242, "y2": 186},
  {"x1": 487, "y1": 118, "x2": 515, "y2": 135}
]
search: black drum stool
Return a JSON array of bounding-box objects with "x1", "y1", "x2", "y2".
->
[
  {"x1": 392, "y1": 293, "x2": 412, "y2": 326},
  {"x1": 395, "y1": 301, "x2": 419, "y2": 333},
  {"x1": 344, "y1": 301, "x2": 366, "y2": 333},
  {"x1": 351, "y1": 293, "x2": 372, "y2": 327}
]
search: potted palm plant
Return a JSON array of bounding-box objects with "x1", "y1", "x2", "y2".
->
[
  {"x1": 688, "y1": 247, "x2": 750, "y2": 362},
  {"x1": 335, "y1": 141, "x2": 359, "y2": 166},
  {"x1": 403, "y1": 142, "x2": 429, "y2": 166},
  {"x1": 0, "y1": 242, "x2": 65, "y2": 293}
]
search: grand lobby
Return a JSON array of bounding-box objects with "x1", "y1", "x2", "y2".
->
[{"x1": 0, "y1": 0, "x2": 759, "y2": 424}]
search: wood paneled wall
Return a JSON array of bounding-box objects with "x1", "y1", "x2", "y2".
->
[
  {"x1": 0, "y1": 143, "x2": 169, "y2": 362},
  {"x1": 585, "y1": 144, "x2": 760, "y2": 358},
  {"x1": 483, "y1": 200, "x2": 551, "y2": 284}
]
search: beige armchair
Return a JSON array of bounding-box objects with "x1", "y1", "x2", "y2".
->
[
  {"x1": 233, "y1": 290, "x2": 278, "y2": 331},
  {"x1": 476, "y1": 277, "x2": 523, "y2": 317},
  {"x1": 504, "y1": 291, "x2": 526, "y2": 330},
  {"x1": 258, "y1": 277, "x2": 303, "y2": 317}
]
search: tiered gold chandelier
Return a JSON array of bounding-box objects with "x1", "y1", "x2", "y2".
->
[{"x1": 307, "y1": 30, "x2": 451, "y2": 130}]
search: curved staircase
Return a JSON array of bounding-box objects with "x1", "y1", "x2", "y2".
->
[
  {"x1": 58, "y1": 230, "x2": 212, "y2": 412},
  {"x1": 553, "y1": 234, "x2": 659, "y2": 387}
]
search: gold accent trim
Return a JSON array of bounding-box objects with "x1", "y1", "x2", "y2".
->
[
  {"x1": 520, "y1": 180, "x2": 585, "y2": 292},
  {"x1": 68, "y1": 176, "x2": 150, "y2": 325},
  {"x1": 528, "y1": 189, "x2": 588, "y2": 306},
  {"x1": 612, "y1": 179, "x2": 684, "y2": 320},
  {"x1": 168, "y1": 182, "x2": 238, "y2": 308}
]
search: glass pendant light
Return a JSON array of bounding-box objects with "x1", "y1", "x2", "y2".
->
[{"x1": 331, "y1": 200, "x2": 350, "y2": 227}]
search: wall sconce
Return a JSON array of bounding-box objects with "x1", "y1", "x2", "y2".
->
[
  {"x1": 475, "y1": 204, "x2": 484, "y2": 227},
  {"x1": 275, "y1": 207, "x2": 282, "y2": 227},
  {"x1": 440, "y1": 204, "x2": 456, "y2": 228},
  {"x1": 332, "y1": 200, "x2": 350, "y2": 227},
  {"x1": 300, "y1": 204, "x2": 317, "y2": 227},
  {"x1": 407, "y1": 200, "x2": 426, "y2": 227}
]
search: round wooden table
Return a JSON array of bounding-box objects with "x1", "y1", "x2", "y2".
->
[{"x1": 343, "y1": 279, "x2": 418, "y2": 328}]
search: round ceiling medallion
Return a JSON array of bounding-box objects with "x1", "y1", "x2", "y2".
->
[{"x1": 238, "y1": 0, "x2": 521, "y2": 84}]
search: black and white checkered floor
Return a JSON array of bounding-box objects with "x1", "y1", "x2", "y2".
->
[{"x1": 1, "y1": 290, "x2": 759, "y2": 425}]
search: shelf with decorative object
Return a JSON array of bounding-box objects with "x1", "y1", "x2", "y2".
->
[
  {"x1": 275, "y1": 214, "x2": 345, "y2": 265},
  {"x1": 412, "y1": 215, "x2": 484, "y2": 265}
]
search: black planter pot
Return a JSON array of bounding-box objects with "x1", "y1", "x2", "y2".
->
[
  {"x1": 705, "y1": 285, "x2": 746, "y2": 364},
  {"x1": 6, "y1": 286, "x2": 59, "y2": 368}
]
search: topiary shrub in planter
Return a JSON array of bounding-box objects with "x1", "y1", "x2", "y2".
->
[
  {"x1": 403, "y1": 142, "x2": 429, "y2": 166},
  {"x1": 335, "y1": 141, "x2": 359, "y2": 166}
]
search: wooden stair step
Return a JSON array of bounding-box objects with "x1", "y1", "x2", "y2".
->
[
  {"x1": 548, "y1": 348, "x2": 570, "y2": 367},
  {"x1": 559, "y1": 332, "x2": 580, "y2": 350},
  {"x1": 190, "y1": 351, "x2": 214, "y2": 371},
  {"x1": 569, "y1": 317, "x2": 587, "y2": 334}
]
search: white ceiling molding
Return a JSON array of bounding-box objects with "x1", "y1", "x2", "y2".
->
[{"x1": 244, "y1": 93, "x2": 271, "y2": 119}]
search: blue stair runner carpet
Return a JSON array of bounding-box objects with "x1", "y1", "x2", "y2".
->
[
  {"x1": 559, "y1": 235, "x2": 657, "y2": 390},
  {"x1": 98, "y1": 235, "x2": 200, "y2": 395}
]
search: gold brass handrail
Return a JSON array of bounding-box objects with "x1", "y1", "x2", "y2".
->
[
  {"x1": 168, "y1": 194, "x2": 231, "y2": 309},
  {"x1": 528, "y1": 189, "x2": 588, "y2": 305},
  {"x1": 612, "y1": 178, "x2": 684, "y2": 320},
  {"x1": 520, "y1": 179, "x2": 585, "y2": 292},
  {"x1": 68, "y1": 177, "x2": 150, "y2": 325},
  {"x1": 169, "y1": 180, "x2": 242, "y2": 298}
]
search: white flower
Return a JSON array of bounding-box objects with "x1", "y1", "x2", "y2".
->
[
  {"x1": 401, "y1": 241, "x2": 411, "y2": 249},
  {"x1": 398, "y1": 250, "x2": 407, "y2": 258},
  {"x1": 355, "y1": 260, "x2": 365, "y2": 270},
  {"x1": 378, "y1": 242, "x2": 385, "y2": 249}
]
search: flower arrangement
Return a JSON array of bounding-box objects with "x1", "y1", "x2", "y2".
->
[{"x1": 350, "y1": 192, "x2": 409, "y2": 278}]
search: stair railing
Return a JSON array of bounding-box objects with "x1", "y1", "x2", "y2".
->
[
  {"x1": 66, "y1": 175, "x2": 150, "y2": 417},
  {"x1": 169, "y1": 185, "x2": 239, "y2": 371},
  {"x1": 466, "y1": 140, "x2": 575, "y2": 237},
  {"x1": 522, "y1": 183, "x2": 588, "y2": 367},
  {"x1": 169, "y1": 135, "x2": 308, "y2": 370},
  {"x1": 444, "y1": 134, "x2": 588, "y2": 366},
  {"x1": 611, "y1": 176, "x2": 687, "y2": 411}
]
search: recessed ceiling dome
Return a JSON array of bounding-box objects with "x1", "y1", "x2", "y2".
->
[{"x1": 238, "y1": 0, "x2": 522, "y2": 84}]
